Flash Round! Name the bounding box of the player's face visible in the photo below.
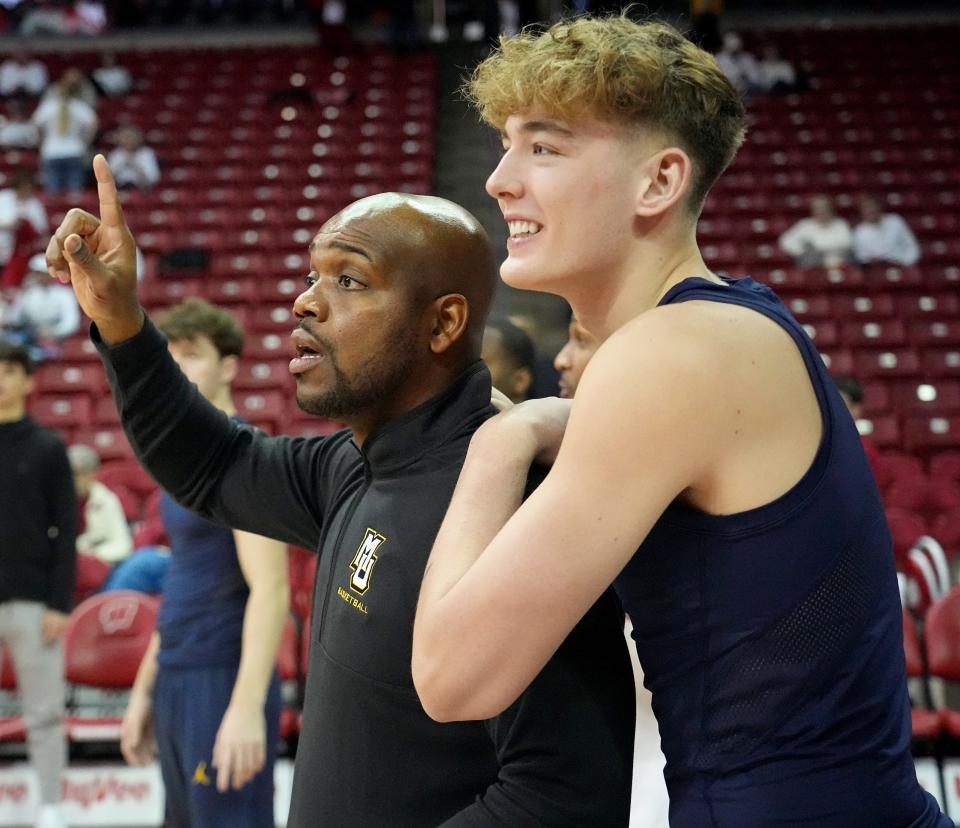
[290,221,420,421]
[0,360,33,410]
[486,112,643,294]
[554,318,599,398]
[167,336,233,404]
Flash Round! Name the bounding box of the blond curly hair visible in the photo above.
[465,14,746,209]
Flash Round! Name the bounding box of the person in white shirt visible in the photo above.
[91,52,133,98]
[0,170,48,286]
[0,98,40,149]
[107,125,159,190]
[715,32,761,96]
[32,70,98,194]
[0,48,48,99]
[852,195,921,267]
[4,254,80,360]
[758,44,799,94]
[779,194,853,267]
[68,444,134,565]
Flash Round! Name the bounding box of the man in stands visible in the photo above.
[481,317,536,402]
[553,313,600,400]
[0,340,75,828]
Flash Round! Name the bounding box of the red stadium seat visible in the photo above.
[0,642,25,743]
[34,363,106,395]
[902,610,941,739]
[921,348,960,379]
[924,588,960,739]
[64,592,159,741]
[839,320,906,348]
[886,508,928,560]
[854,348,921,379]
[234,359,291,391]
[905,417,960,453]
[892,382,960,416]
[856,415,900,448]
[73,427,135,462]
[73,553,112,606]
[235,390,286,432]
[930,453,960,483]
[830,293,896,319]
[29,394,92,429]
[910,321,960,347]
[97,460,157,500]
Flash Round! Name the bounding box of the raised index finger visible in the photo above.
[93,153,127,229]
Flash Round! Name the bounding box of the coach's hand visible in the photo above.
[212,700,266,792]
[46,154,143,344]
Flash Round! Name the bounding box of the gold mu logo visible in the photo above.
[349,528,386,595]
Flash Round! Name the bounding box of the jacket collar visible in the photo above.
[356,360,494,475]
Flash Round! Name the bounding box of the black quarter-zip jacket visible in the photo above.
[96,318,636,827]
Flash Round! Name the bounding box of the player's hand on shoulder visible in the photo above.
[476,396,573,466]
[46,154,143,344]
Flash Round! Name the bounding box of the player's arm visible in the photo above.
[121,631,160,766]
[413,313,720,722]
[212,531,289,792]
[45,156,328,549]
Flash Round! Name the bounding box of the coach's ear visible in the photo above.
[428,294,469,355]
[634,146,693,218]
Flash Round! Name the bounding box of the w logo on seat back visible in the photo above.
[349,528,386,595]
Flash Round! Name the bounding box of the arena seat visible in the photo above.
[97,459,157,501]
[902,610,941,740]
[64,591,159,741]
[924,588,960,739]
[0,643,25,742]
[931,453,960,482]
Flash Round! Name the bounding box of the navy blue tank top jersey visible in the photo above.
[616,277,948,828]
[156,418,249,669]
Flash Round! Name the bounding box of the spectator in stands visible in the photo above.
[779,194,853,267]
[715,32,761,96]
[107,125,159,191]
[0,340,75,828]
[757,44,801,94]
[853,194,921,267]
[0,170,48,288]
[834,374,885,482]
[0,47,48,100]
[4,254,80,361]
[0,99,40,149]
[32,70,98,195]
[481,317,535,403]
[120,299,288,828]
[91,51,133,98]
[68,444,134,566]
[554,314,600,399]
[506,309,562,397]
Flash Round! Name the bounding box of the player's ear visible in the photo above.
[219,354,239,385]
[429,294,469,355]
[634,147,692,218]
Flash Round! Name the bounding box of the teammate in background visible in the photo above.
[553,314,599,399]
[481,317,536,402]
[47,158,635,826]
[0,341,75,828]
[413,15,948,828]
[118,299,289,828]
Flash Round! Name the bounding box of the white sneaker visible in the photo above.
[34,803,67,828]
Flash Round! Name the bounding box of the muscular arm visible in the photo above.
[414,313,716,722]
[439,592,635,827]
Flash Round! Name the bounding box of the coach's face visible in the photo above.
[289,197,427,424]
